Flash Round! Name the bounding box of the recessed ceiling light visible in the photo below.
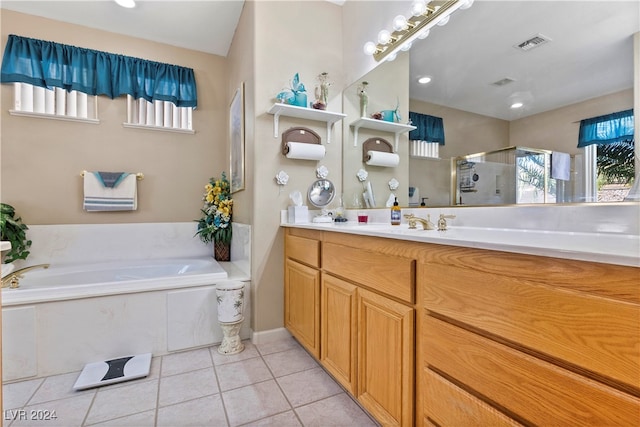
[114,0,136,8]
[511,102,524,109]
[418,76,432,84]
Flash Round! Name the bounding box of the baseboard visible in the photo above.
[251,327,291,345]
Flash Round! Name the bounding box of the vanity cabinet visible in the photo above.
[284,228,418,427]
[418,245,640,426]
[284,229,321,358]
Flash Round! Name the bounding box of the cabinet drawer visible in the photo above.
[423,263,640,392]
[424,316,640,426]
[323,242,415,303]
[286,234,320,268]
[424,369,522,427]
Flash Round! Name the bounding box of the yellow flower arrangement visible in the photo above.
[195,172,233,244]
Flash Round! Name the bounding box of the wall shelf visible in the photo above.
[350,117,416,150]
[267,103,346,144]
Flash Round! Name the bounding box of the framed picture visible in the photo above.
[229,83,245,193]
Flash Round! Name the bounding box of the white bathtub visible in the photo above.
[2,256,251,381]
[2,257,228,306]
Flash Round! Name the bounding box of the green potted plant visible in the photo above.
[195,172,233,261]
[1,203,32,263]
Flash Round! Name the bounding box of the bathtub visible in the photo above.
[1,256,251,381]
[2,257,228,306]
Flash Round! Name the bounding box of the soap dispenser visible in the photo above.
[391,197,401,225]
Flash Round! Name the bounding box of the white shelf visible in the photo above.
[350,117,416,150]
[1,241,11,252]
[267,103,346,144]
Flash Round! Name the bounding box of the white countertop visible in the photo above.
[282,221,640,267]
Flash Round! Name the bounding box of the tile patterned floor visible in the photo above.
[2,337,378,426]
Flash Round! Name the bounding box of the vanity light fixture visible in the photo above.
[364,0,473,62]
[114,0,136,8]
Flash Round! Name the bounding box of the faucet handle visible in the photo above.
[437,214,455,231]
[404,214,417,229]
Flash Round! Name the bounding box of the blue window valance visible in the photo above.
[409,111,445,145]
[577,109,633,148]
[1,34,197,108]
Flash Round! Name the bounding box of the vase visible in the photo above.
[214,240,231,261]
[291,92,307,107]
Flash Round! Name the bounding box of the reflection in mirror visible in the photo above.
[346,0,638,207]
[308,179,336,208]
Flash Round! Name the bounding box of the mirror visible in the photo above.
[343,0,637,208]
[308,179,336,208]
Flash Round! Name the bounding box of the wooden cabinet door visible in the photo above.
[321,274,358,394]
[357,287,414,427]
[284,259,320,358]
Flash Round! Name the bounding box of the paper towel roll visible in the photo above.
[366,151,400,167]
[286,142,326,160]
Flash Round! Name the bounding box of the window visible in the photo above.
[578,109,634,202]
[11,82,98,123]
[124,95,193,133]
[409,112,445,159]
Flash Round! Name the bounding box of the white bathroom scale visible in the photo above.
[73,353,152,390]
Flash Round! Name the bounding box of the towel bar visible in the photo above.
[80,171,144,180]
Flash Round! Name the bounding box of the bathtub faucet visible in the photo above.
[1,264,50,289]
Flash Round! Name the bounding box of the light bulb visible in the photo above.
[411,0,427,16]
[460,0,474,10]
[114,0,136,8]
[386,52,397,62]
[363,41,377,56]
[400,41,412,51]
[418,29,430,39]
[392,15,408,31]
[436,15,450,26]
[378,29,392,45]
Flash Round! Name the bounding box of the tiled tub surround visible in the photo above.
[282,203,639,266]
[3,337,378,427]
[2,222,251,382]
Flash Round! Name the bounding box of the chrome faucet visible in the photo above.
[437,214,456,231]
[2,264,50,289]
[404,214,435,230]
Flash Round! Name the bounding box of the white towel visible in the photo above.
[83,172,137,211]
[551,152,570,181]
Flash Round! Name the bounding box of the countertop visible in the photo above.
[281,221,640,267]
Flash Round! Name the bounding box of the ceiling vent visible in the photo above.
[514,34,552,51]
[491,77,516,87]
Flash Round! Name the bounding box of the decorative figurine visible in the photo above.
[313,72,330,110]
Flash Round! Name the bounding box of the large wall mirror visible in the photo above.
[343,0,638,208]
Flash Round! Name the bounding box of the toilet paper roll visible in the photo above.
[285,142,326,160]
[366,151,400,167]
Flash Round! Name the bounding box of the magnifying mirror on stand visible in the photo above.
[308,179,335,223]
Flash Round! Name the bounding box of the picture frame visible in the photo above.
[229,83,245,193]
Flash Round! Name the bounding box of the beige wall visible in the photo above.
[0,10,228,225]
[248,0,344,332]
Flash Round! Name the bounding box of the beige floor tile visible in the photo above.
[211,341,260,366]
[10,393,94,427]
[156,394,227,427]
[3,378,44,410]
[295,393,378,427]
[277,367,343,407]
[240,410,302,426]
[84,379,158,425]
[215,357,273,392]
[85,410,155,426]
[222,380,291,426]
[262,347,318,378]
[255,337,301,356]
[161,348,213,377]
[27,372,95,405]
[158,367,219,407]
